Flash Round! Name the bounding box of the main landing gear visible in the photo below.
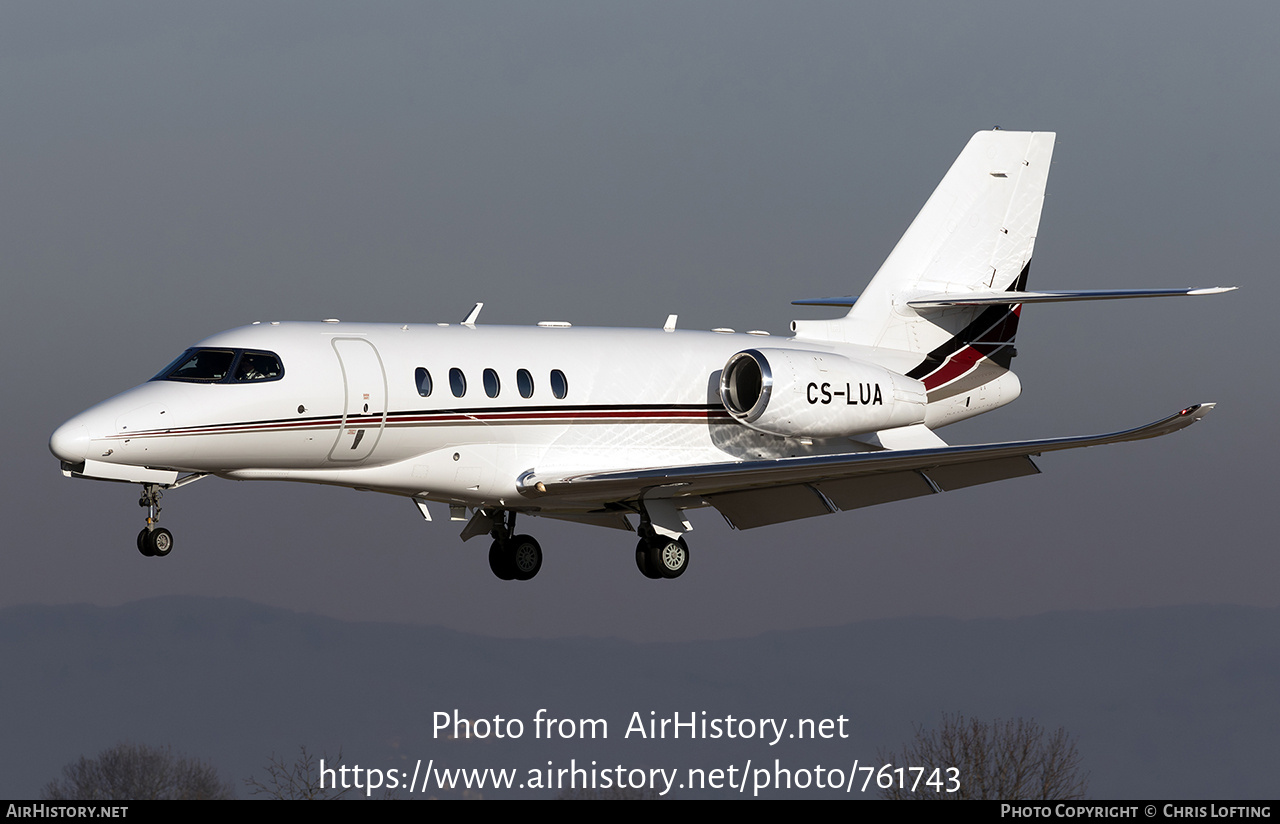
[635,533,690,579]
[487,511,543,581]
[479,509,690,581]
[136,484,173,558]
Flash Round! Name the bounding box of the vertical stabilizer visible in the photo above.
[794,130,1055,426]
[847,129,1054,348]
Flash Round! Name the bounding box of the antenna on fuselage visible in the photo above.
[462,303,483,326]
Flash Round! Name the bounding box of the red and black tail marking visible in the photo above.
[906,262,1030,391]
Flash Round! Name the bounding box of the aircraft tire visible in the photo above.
[510,534,542,581]
[137,529,154,557]
[489,539,516,580]
[145,528,174,558]
[636,539,662,579]
[655,536,689,579]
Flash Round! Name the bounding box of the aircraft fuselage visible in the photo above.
[52,320,930,511]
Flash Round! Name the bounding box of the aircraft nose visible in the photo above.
[50,420,90,464]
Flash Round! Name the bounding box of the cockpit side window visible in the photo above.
[152,348,284,384]
[234,351,284,382]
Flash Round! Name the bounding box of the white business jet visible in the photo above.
[50,130,1233,581]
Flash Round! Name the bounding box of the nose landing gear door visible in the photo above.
[328,338,387,462]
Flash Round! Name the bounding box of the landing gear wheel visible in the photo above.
[143,528,173,558]
[489,539,515,580]
[137,529,154,557]
[649,536,689,579]
[635,538,662,579]
[509,534,542,581]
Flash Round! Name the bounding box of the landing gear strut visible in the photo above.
[136,484,173,558]
[486,510,542,581]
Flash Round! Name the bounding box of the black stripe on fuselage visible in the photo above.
[114,403,729,438]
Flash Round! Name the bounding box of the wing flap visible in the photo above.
[924,455,1040,491]
[525,404,1213,505]
[814,471,938,510]
[710,457,1039,529]
[710,484,834,530]
[537,511,636,532]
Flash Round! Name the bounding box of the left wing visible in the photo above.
[521,404,1214,529]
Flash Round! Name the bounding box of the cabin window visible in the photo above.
[517,369,534,399]
[415,367,433,397]
[483,368,500,398]
[550,369,568,399]
[450,368,466,397]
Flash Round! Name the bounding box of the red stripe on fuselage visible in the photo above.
[111,407,731,439]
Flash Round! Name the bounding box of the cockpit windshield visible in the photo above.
[152,348,284,383]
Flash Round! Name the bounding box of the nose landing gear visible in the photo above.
[129,474,204,558]
[136,484,173,558]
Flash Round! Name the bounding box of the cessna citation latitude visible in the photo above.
[50,130,1234,581]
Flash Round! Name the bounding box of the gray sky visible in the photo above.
[4,1,1274,641]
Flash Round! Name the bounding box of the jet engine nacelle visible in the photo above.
[719,348,927,439]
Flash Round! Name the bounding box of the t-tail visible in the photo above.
[791,129,1233,429]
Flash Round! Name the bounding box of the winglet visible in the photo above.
[1178,402,1215,420]
[462,302,484,326]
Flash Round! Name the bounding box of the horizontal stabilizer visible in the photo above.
[792,296,859,308]
[908,286,1236,309]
